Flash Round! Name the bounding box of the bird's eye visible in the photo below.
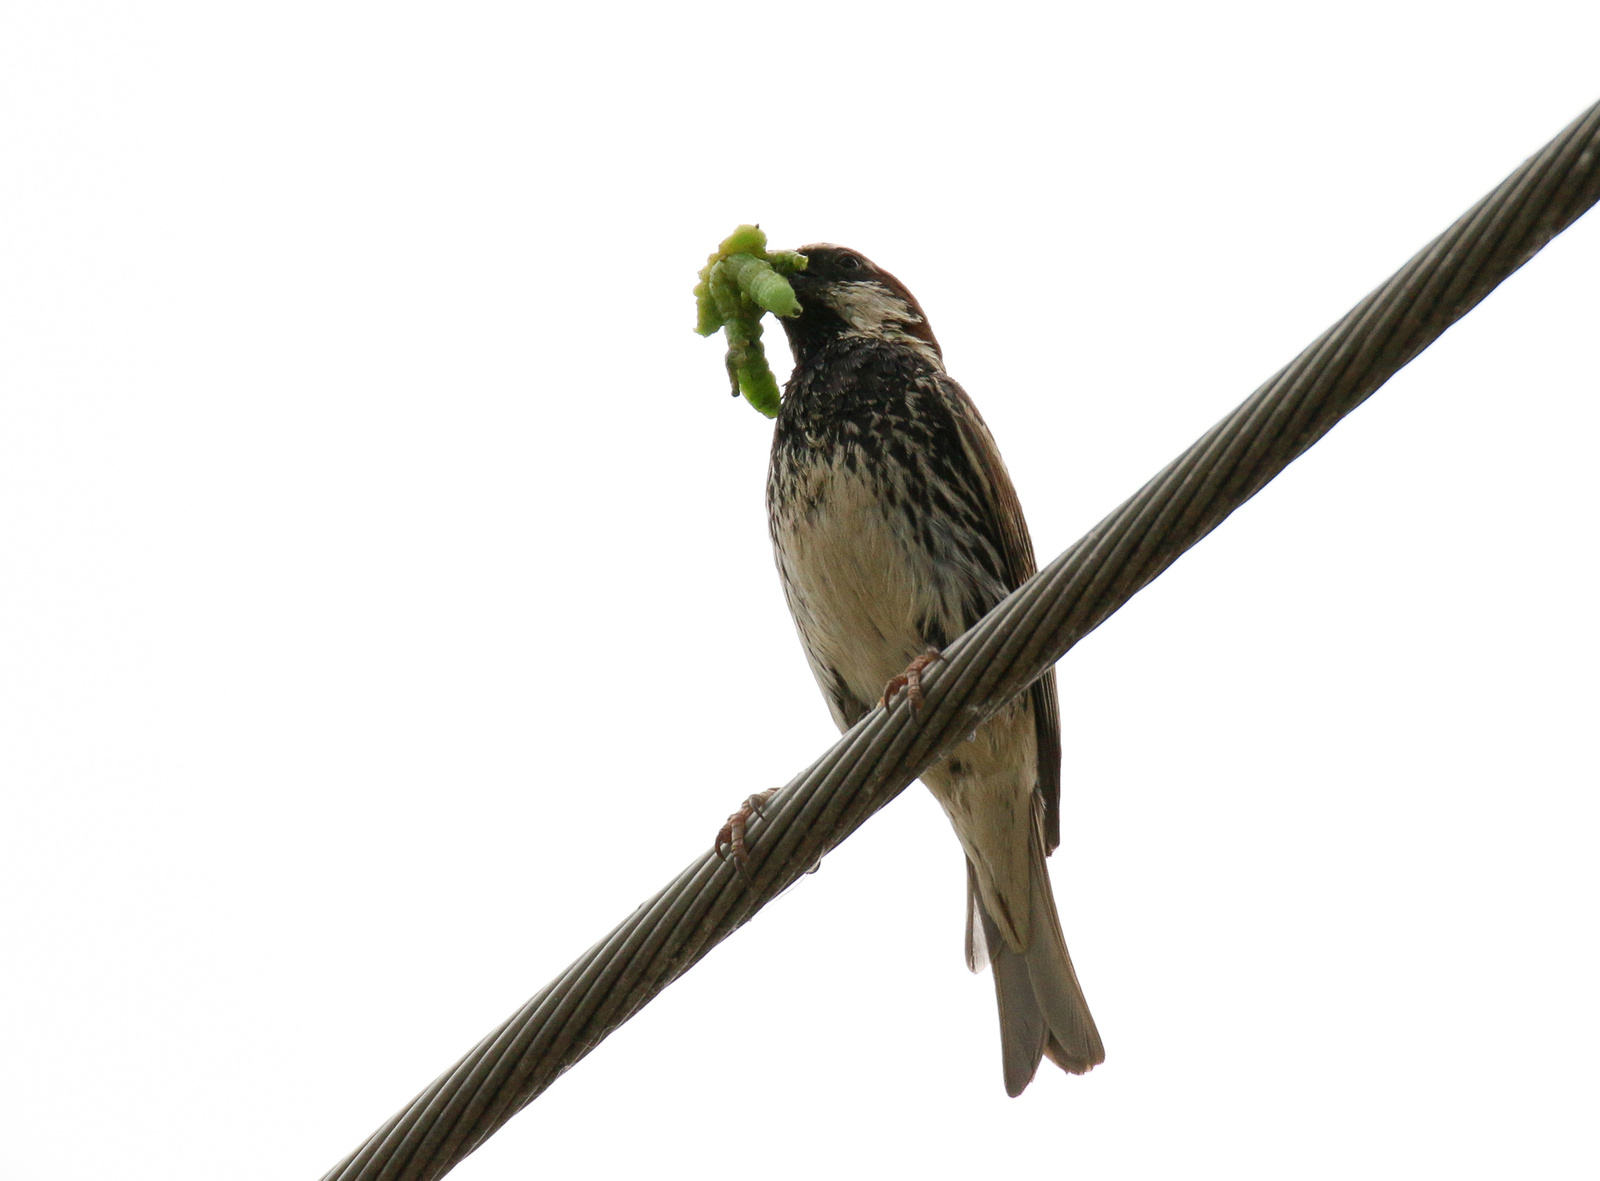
[839,255,861,271]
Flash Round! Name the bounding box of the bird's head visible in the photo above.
[781,244,942,366]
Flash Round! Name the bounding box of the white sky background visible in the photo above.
[2,3,1597,1178]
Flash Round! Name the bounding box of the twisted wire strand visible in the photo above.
[322,98,1600,1181]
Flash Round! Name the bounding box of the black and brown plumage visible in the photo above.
[765,244,1103,1095]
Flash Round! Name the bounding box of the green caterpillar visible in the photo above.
[694,225,807,418]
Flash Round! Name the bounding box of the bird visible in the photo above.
[763,243,1103,1095]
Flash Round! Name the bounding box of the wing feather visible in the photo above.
[939,375,1064,853]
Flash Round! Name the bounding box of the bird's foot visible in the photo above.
[881,647,944,712]
[715,788,779,883]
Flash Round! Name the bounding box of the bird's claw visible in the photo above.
[881,646,944,712]
[715,788,779,884]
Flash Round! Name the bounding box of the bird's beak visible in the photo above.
[785,268,815,310]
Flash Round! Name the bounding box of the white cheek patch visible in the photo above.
[828,281,921,334]
[826,281,942,365]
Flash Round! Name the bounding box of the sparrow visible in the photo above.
[766,244,1103,1095]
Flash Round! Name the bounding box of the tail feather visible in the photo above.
[971,820,1103,1094]
[981,904,1048,1095]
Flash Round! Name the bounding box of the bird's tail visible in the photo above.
[966,816,1103,1096]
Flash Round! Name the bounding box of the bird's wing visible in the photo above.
[940,374,1064,854]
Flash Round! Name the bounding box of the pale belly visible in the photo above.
[771,458,967,723]
[770,453,1041,945]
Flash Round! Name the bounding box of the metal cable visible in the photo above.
[322,99,1600,1181]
